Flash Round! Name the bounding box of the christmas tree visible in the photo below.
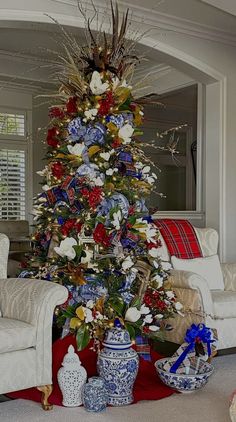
[24,3,182,350]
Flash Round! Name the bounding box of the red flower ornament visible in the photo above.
[51,162,65,179]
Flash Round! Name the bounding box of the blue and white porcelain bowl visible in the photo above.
[155,358,214,393]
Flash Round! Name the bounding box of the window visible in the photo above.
[141,85,198,212]
[0,110,29,220]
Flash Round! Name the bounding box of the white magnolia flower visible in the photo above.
[118,123,134,144]
[122,256,134,271]
[100,152,111,161]
[42,184,50,191]
[140,304,150,315]
[84,308,94,323]
[149,325,160,332]
[136,220,157,243]
[90,71,109,95]
[111,210,122,230]
[106,167,118,176]
[112,77,132,90]
[67,142,85,156]
[54,237,77,260]
[84,108,98,121]
[144,314,153,324]
[86,300,94,309]
[125,307,141,323]
[166,290,175,300]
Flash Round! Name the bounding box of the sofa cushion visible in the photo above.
[0,318,36,354]
[212,290,236,319]
[171,254,224,290]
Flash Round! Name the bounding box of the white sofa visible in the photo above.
[0,234,68,409]
[159,226,236,350]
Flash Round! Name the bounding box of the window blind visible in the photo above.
[0,112,25,137]
[0,149,26,220]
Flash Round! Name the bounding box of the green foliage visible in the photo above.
[76,324,91,351]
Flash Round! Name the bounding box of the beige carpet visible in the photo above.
[0,355,235,422]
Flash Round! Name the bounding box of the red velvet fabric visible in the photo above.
[7,335,175,405]
[155,218,202,259]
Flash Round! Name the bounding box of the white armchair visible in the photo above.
[0,232,68,408]
[160,226,236,350]
[0,277,68,409]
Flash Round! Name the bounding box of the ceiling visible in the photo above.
[201,1,236,17]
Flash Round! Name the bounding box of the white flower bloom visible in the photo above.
[144,314,153,324]
[155,314,164,319]
[37,167,48,177]
[149,325,160,332]
[162,261,172,271]
[122,256,134,271]
[142,166,151,174]
[125,307,141,323]
[42,184,50,191]
[84,308,94,323]
[84,108,98,121]
[140,304,150,315]
[118,123,134,144]
[67,142,85,156]
[54,237,77,260]
[106,167,118,176]
[90,71,109,95]
[111,210,122,230]
[166,290,175,300]
[86,300,94,309]
[100,152,111,161]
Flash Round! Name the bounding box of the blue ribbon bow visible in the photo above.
[170,323,215,373]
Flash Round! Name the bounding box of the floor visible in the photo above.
[0,354,235,422]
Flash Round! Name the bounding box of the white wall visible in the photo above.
[1,1,236,261]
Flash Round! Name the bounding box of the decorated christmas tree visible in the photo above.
[24,3,182,350]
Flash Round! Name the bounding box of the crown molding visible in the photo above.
[50,0,236,47]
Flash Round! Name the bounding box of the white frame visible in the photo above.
[0,107,32,221]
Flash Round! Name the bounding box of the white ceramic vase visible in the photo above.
[57,344,87,407]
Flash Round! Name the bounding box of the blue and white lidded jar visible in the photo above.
[97,320,139,406]
[57,345,87,407]
[82,376,108,412]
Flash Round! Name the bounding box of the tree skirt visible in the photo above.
[7,335,175,405]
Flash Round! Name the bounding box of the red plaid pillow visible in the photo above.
[155,219,203,259]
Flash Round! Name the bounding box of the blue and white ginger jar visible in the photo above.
[97,322,139,406]
[82,376,108,412]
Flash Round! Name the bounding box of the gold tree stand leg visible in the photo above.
[37,384,53,410]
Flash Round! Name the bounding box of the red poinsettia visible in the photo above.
[51,162,65,179]
[93,223,111,247]
[66,97,78,114]
[49,107,64,119]
[61,219,82,237]
[47,127,59,148]
[81,187,103,209]
[98,91,115,116]
[143,288,167,311]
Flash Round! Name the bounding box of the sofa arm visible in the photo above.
[221,263,236,291]
[170,269,214,316]
[0,278,68,385]
[0,278,68,325]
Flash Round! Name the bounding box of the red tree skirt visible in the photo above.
[8,335,175,405]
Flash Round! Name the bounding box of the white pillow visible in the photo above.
[171,254,224,290]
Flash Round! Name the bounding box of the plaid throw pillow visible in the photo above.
[155,219,203,259]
